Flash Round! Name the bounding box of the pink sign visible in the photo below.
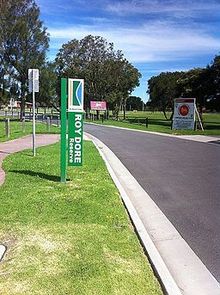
[90,101,107,111]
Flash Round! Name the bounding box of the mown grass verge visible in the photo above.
[0,141,163,295]
[87,111,220,135]
[0,119,59,142]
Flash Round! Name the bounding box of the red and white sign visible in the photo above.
[172,98,196,130]
[90,101,107,111]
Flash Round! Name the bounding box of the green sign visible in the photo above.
[68,111,83,166]
[60,78,84,182]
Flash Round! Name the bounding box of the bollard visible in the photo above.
[101,114,104,123]
[145,117,148,128]
[5,118,10,138]
[47,116,51,132]
[22,117,25,132]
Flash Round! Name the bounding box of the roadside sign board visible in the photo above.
[28,69,39,80]
[30,80,39,93]
[68,112,83,166]
[90,101,107,111]
[67,78,84,167]
[60,78,84,180]
[172,98,196,130]
[28,68,39,157]
[68,79,84,111]
[28,69,39,93]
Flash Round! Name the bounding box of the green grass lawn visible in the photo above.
[0,120,59,142]
[0,141,163,295]
[119,111,173,120]
[87,111,220,135]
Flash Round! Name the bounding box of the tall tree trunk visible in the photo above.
[20,97,26,121]
[114,103,119,120]
[51,103,60,113]
[123,98,127,120]
[163,109,168,120]
[118,100,123,121]
[169,110,174,121]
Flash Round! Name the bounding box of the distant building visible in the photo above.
[8,100,32,109]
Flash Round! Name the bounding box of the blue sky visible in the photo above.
[36,0,220,102]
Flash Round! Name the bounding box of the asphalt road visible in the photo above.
[85,123,220,282]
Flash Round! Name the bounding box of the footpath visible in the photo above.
[0,134,60,185]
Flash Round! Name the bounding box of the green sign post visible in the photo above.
[60,78,67,183]
[60,78,84,182]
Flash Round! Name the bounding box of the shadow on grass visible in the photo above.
[98,118,173,127]
[204,124,220,130]
[10,170,60,182]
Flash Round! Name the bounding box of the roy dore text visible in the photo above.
[69,114,82,164]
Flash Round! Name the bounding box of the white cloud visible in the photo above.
[106,0,220,17]
[36,0,220,101]
[49,20,220,63]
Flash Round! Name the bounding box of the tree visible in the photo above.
[147,53,220,116]
[147,72,184,119]
[177,61,220,113]
[55,35,141,117]
[207,55,220,111]
[37,62,58,109]
[126,96,144,111]
[0,0,49,119]
[177,68,207,110]
[55,36,119,104]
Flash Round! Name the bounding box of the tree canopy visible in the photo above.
[55,35,141,116]
[0,0,49,117]
[1,0,219,117]
[147,54,220,117]
[126,96,144,111]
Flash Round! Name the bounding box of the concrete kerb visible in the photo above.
[86,132,182,295]
[85,131,220,295]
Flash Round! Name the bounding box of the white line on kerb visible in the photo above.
[0,245,6,261]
